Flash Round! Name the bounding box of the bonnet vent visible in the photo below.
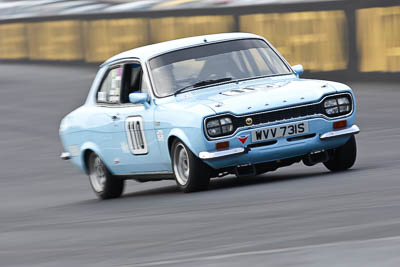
[220,88,255,96]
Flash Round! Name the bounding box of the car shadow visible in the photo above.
[122,184,180,199]
[207,171,327,192]
[73,168,362,204]
[123,168,362,198]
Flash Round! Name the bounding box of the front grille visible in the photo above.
[231,103,323,128]
[204,93,353,140]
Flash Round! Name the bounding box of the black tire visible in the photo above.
[171,139,210,193]
[323,135,357,172]
[87,153,124,199]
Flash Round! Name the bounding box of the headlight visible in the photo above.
[206,116,234,137]
[323,95,352,117]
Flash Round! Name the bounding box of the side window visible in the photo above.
[121,63,148,103]
[97,66,123,104]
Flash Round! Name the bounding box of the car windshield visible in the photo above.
[149,39,292,97]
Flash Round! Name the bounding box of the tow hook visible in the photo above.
[303,150,329,166]
[235,164,256,177]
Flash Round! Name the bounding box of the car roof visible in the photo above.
[102,32,263,66]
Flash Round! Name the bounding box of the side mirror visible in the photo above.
[129,92,149,104]
[292,64,304,78]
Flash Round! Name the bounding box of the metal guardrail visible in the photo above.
[0,0,399,79]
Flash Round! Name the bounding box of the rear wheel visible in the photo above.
[323,135,357,172]
[88,153,124,199]
[171,140,210,193]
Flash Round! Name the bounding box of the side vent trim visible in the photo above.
[125,116,148,155]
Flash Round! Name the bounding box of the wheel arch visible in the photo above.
[80,142,110,175]
[82,149,94,175]
[167,128,198,158]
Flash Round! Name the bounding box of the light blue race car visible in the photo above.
[59,33,360,199]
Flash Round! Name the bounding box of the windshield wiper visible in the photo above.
[174,77,233,96]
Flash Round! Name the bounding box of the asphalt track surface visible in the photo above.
[1,62,400,267]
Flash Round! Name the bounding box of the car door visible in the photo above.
[94,61,165,175]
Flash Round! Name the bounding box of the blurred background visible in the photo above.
[1,1,400,266]
[0,0,399,75]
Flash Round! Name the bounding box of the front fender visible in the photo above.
[167,127,207,157]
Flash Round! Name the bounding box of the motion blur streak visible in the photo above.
[154,0,199,9]
[27,20,83,60]
[357,6,400,72]
[149,15,234,44]
[240,11,347,72]
[1,4,400,74]
[0,23,27,59]
[83,18,149,62]
[81,16,234,63]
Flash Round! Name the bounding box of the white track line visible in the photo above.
[123,235,400,267]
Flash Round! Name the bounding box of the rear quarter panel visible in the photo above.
[60,106,113,173]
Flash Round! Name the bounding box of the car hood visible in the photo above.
[188,78,338,115]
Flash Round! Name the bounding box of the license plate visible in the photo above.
[251,122,309,142]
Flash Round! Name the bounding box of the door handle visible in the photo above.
[107,113,120,121]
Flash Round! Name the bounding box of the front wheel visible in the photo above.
[323,135,357,172]
[88,153,124,199]
[171,140,210,193]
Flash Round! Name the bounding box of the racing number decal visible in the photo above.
[125,117,148,155]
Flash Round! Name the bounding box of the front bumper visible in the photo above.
[199,147,246,160]
[60,152,71,160]
[320,125,360,140]
[199,124,360,161]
